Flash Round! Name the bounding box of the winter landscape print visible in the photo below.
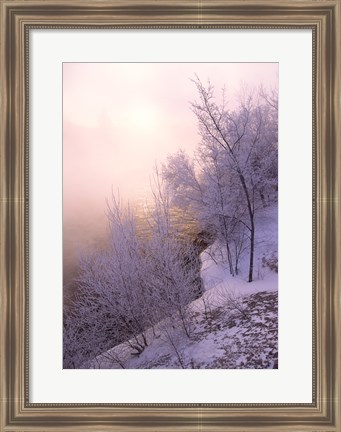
[63,63,278,369]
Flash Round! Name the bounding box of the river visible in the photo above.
[63,204,204,307]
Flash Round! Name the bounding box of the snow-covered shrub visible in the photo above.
[64,186,203,368]
[261,252,278,273]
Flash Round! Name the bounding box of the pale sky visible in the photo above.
[63,63,278,287]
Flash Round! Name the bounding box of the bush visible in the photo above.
[261,252,278,273]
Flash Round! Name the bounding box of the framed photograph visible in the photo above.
[1,1,340,431]
[62,61,279,372]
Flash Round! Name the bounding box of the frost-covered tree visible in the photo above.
[163,77,278,282]
[191,78,278,282]
[144,169,203,336]
[64,177,202,367]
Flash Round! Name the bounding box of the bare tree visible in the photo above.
[64,173,202,367]
[190,77,277,282]
[162,80,277,282]
[145,169,202,337]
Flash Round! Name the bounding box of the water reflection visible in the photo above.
[63,201,199,305]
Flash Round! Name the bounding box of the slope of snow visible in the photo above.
[85,205,278,369]
[85,288,277,369]
[201,204,278,296]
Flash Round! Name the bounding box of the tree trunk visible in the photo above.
[222,217,234,276]
[238,173,254,282]
[248,217,255,283]
[215,166,234,276]
[260,191,266,208]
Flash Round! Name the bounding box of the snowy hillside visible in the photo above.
[84,205,278,369]
[201,204,278,295]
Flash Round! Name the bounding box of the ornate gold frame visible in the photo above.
[1,1,340,430]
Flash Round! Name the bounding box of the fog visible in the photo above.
[63,63,278,296]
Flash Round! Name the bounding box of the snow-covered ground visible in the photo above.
[85,205,278,369]
[201,204,278,296]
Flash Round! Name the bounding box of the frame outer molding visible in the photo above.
[0,1,340,431]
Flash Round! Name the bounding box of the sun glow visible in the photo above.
[126,103,159,132]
